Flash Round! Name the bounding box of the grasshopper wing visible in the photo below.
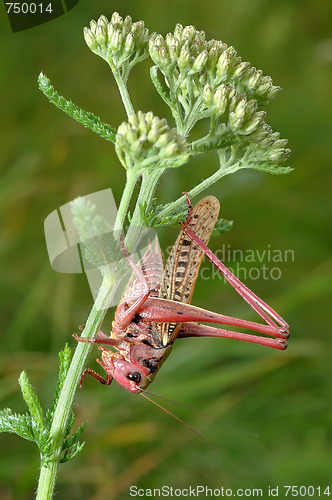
[159,196,220,346]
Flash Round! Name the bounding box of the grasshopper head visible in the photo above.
[113,360,150,393]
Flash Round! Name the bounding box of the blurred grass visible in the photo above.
[0,0,331,498]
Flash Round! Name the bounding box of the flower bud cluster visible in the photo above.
[149,23,281,128]
[203,84,266,135]
[84,12,149,69]
[204,43,280,105]
[248,126,291,163]
[115,112,188,169]
[149,24,208,77]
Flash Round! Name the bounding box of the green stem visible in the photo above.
[111,66,135,117]
[113,169,140,239]
[156,160,241,221]
[36,167,164,499]
[35,275,113,500]
[125,168,165,251]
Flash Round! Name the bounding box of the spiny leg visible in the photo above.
[178,322,287,350]
[115,235,155,329]
[184,228,289,333]
[72,333,121,347]
[182,191,193,222]
[180,195,289,335]
[78,366,113,388]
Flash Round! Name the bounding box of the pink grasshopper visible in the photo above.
[74,196,289,393]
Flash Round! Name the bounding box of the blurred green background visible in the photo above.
[0,0,331,498]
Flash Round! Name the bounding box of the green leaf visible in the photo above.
[61,420,86,463]
[190,135,240,155]
[142,201,187,227]
[38,73,117,143]
[47,345,72,421]
[0,409,35,441]
[19,371,45,431]
[150,65,172,107]
[62,421,86,451]
[60,440,85,463]
[244,161,293,175]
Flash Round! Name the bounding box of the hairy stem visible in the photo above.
[111,65,135,116]
[113,169,140,240]
[125,168,165,251]
[156,160,241,221]
[35,275,113,500]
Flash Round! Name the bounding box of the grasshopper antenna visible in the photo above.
[140,391,250,482]
[142,390,258,438]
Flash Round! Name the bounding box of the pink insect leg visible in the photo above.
[114,236,152,329]
[180,193,289,336]
[137,297,288,339]
[78,363,114,388]
[178,322,287,350]
[182,224,289,334]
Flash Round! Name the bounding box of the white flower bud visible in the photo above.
[89,19,97,33]
[174,24,183,39]
[270,85,281,98]
[216,51,231,80]
[241,111,266,134]
[256,82,272,97]
[232,61,250,78]
[178,48,191,72]
[111,12,123,28]
[227,88,237,112]
[182,25,196,44]
[243,99,257,120]
[98,15,108,30]
[229,111,244,131]
[124,33,135,56]
[83,28,98,52]
[195,30,206,45]
[107,22,115,40]
[169,44,179,62]
[247,69,262,88]
[202,84,213,106]
[165,33,174,49]
[110,29,122,53]
[156,133,169,147]
[154,34,165,48]
[192,51,208,72]
[213,85,228,116]
[164,143,178,157]
[123,15,132,28]
[95,23,107,47]
[234,97,247,120]
[206,47,220,72]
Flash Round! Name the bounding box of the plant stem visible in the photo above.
[111,66,135,116]
[125,168,165,250]
[156,160,241,221]
[35,163,163,500]
[113,169,139,240]
[35,275,113,500]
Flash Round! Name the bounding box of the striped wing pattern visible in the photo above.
[123,239,163,300]
[159,196,220,346]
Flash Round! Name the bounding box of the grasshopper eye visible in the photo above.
[127,372,141,383]
[113,361,146,392]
